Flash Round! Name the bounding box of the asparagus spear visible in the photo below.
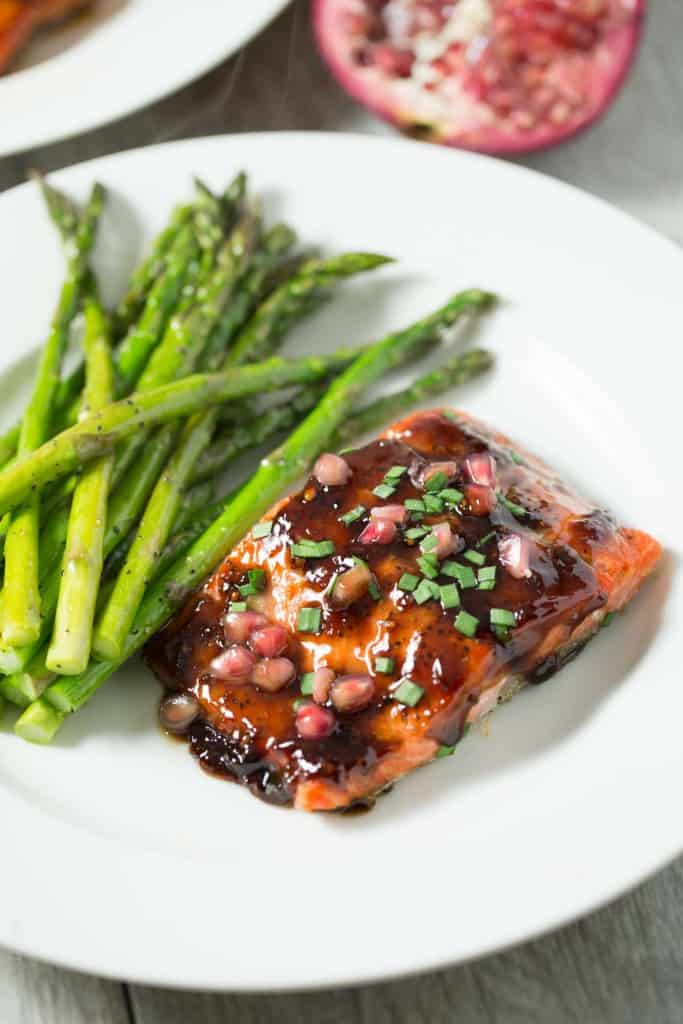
[93,251,389,658]
[1,182,105,647]
[46,299,115,675]
[228,252,393,366]
[331,348,494,446]
[111,203,193,339]
[19,289,494,733]
[5,483,223,706]
[110,223,200,399]
[190,386,324,484]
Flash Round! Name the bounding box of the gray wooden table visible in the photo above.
[1,2,682,1021]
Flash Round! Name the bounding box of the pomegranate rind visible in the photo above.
[313,0,646,155]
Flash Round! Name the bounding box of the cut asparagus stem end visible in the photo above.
[0,643,28,676]
[14,698,65,744]
[0,676,31,708]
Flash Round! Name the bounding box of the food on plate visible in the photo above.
[0,170,660,818]
[0,171,496,748]
[313,0,646,154]
[0,0,91,74]
[146,407,660,810]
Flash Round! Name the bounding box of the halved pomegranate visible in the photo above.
[313,0,646,154]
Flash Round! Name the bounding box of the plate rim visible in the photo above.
[0,130,680,991]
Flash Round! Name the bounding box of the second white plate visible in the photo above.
[0,0,289,157]
[0,132,679,991]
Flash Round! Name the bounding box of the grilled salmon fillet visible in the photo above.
[146,408,661,811]
[0,0,89,74]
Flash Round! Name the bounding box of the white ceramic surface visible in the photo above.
[0,0,289,157]
[0,132,678,991]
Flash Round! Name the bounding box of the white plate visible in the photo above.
[0,0,289,157]
[0,132,679,991]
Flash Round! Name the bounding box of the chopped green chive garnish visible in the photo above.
[292,698,308,711]
[603,612,615,627]
[464,549,485,566]
[424,471,448,492]
[442,561,477,588]
[229,601,247,612]
[417,555,439,579]
[454,610,479,637]
[490,608,516,627]
[477,566,496,590]
[443,410,459,423]
[405,499,426,513]
[493,624,512,643]
[509,450,525,465]
[476,530,496,548]
[498,493,527,518]
[238,582,259,597]
[436,744,457,758]
[291,540,336,559]
[439,487,464,507]
[398,573,420,593]
[252,521,272,539]
[373,482,396,500]
[405,526,429,541]
[339,505,366,525]
[385,465,408,480]
[439,583,461,609]
[297,607,322,633]
[419,532,438,554]
[248,569,266,590]
[424,494,444,514]
[393,679,425,707]
[414,579,440,605]
[300,673,315,696]
[374,656,395,674]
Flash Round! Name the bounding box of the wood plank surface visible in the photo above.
[1,1,682,1020]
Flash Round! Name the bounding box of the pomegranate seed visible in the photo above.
[330,675,375,714]
[224,610,267,645]
[463,484,497,517]
[328,563,372,609]
[422,460,458,488]
[211,644,257,682]
[249,624,289,658]
[295,703,336,740]
[358,518,397,545]
[370,503,407,524]
[252,657,296,693]
[464,453,496,487]
[313,452,352,487]
[159,692,200,734]
[498,533,532,579]
[432,522,457,560]
[312,667,336,704]
[372,43,414,77]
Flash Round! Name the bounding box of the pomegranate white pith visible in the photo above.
[313,0,645,154]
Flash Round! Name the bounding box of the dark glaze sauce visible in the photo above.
[146,410,610,808]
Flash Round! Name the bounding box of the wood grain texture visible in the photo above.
[0,951,130,1024]
[1,1,682,1021]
